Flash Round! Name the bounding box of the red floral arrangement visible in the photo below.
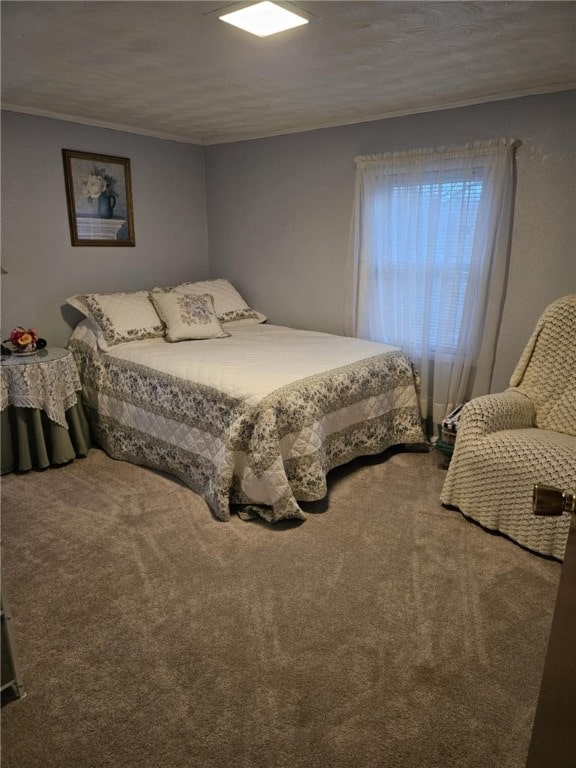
[9,326,40,351]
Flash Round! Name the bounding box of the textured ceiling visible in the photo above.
[1,1,575,145]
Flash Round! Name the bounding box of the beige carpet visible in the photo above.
[0,447,560,768]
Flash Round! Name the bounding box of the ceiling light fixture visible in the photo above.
[219,1,309,37]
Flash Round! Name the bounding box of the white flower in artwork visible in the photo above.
[83,174,107,199]
[80,167,116,205]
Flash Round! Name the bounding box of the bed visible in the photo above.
[67,279,427,523]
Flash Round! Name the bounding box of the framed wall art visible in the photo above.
[62,149,135,246]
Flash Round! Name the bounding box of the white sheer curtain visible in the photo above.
[346,139,518,433]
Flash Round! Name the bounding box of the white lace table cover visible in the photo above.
[0,348,82,428]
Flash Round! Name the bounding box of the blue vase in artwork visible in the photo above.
[98,194,116,219]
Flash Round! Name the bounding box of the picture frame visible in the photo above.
[62,149,135,246]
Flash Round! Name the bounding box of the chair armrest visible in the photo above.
[457,390,535,439]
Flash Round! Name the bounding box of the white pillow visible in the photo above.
[149,291,230,342]
[67,291,164,350]
[156,279,266,325]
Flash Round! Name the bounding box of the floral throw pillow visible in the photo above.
[150,291,230,342]
[67,291,164,350]
[154,278,267,326]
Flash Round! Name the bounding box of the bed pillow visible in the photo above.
[67,291,164,350]
[156,279,266,325]
[150,291,230,342]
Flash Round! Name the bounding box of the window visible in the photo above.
[349,140,517,427]
[372,171,484,356]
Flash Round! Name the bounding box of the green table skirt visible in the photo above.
[1,401,91,475]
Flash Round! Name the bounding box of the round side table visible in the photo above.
[1,347,91,473]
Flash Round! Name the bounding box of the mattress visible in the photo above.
[69,320,427,522]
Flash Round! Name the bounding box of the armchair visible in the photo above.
[440,294,576,560]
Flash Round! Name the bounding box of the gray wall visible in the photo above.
[205,91,576,393]
[1,112,209,347]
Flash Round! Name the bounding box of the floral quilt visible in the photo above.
[69,323,427,523]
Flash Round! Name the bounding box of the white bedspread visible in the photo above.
[93,323,403,402]
[70,321,427,522]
